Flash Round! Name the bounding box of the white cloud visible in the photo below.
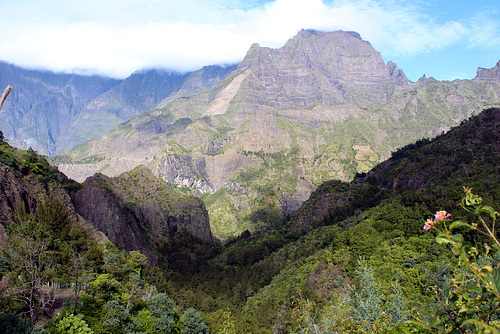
[467,11,500,49]
[0,0,498,78]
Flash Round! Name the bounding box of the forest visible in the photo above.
[0,108,499,333]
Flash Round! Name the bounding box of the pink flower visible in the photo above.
[434,210,451,222]
[423,219,435,231]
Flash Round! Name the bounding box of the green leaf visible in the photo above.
[492,267,500,292]
[478,206,498,219]
[451,234,464,244]
[449,220,472,231]
[391,325,412,334]
[435,235,451,245]
[432,317,443,326]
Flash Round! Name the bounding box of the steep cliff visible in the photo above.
[0,139,214,265]
[236,30,410,110]
[74,165,214,264]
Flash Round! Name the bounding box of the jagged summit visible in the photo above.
[237,29,410,110]
[476,59,500,81]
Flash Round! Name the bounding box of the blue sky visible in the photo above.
[0,0,498,81]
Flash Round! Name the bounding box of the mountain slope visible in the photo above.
[164,107,500,333]
[0,61,121,154]
[0,61,237,155]
[290,107,500,230]
[0,135,214,266]
[74,165,214,265]
[54,30,500,238]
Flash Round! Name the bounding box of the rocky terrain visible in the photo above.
[51,30,500,238]
[0,139,214,265]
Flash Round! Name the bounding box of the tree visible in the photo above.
[0,312,44,334]
[36,197,71,244]
[103,300,132,332]
[55,314,93,334]
[3,216,57,323]
[67,226,93,315]
[69,252,88,315]
[181,308,209,334]
[87,274,121,301]
[351,257,383,327]
[147,293,179,333]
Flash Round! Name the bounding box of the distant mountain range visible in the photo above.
[2,29,499,238]
[0,61,236,155]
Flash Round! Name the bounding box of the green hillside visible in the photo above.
[164,108,500,333]
[1,108,499,333]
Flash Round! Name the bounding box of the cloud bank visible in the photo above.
[0,0,498,79]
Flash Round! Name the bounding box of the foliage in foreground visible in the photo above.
[392,188,500,334]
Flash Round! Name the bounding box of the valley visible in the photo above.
[49,30,500,238]
[0,28,499,334]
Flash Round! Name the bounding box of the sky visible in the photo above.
[0,0,499,82]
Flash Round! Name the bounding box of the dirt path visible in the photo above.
[37,288,75,326]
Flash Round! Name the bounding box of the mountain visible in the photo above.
[53,30,500,239]
[0,61,121,155]
[0,138,214,266]
[0,61,237,155]
[73,165,214,265]
[52,30,500,239]
[165,107,500,333]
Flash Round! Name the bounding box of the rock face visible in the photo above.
[0,141,214,265]
[237,30,409,110]
[476,61,500,81]
[74,166,214,264]
[158,154,215,194]
[54,30,500,238]
[0,164,37,233]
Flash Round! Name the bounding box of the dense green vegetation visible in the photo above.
[0,108,499,333]
[0,189,209,333]
[164,108,500,333]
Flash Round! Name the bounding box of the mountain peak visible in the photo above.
[236,29,410,109]
[475,60,500,81]
[295,29,362,40]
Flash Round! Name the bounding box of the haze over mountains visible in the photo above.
[1,29,499,238]
[0,61,237,155]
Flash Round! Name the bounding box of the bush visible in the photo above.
[0,312,44,334]
[181,308,208,334]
